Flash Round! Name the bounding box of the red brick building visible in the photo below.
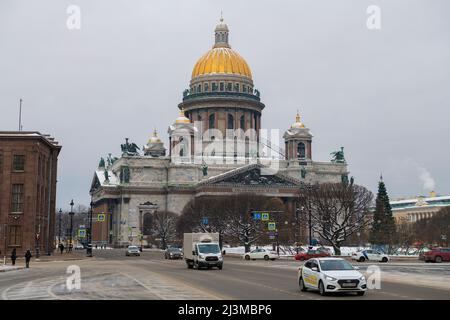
[0,132,61,256]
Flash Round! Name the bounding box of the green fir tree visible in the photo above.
[369,176,396,247]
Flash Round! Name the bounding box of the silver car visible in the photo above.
[126,245,141,256]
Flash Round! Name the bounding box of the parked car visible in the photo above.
[419,247,450,263]
[295,248,331,261]
[125,245,141,256]
[243,248,278,261]
[74,244,85,250]
[165,247,183,259]
[352,249,389,262]
[298,258,367,296]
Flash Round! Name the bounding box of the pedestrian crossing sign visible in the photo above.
[268,222,276,231]
[261,212,270,221]
[98,213,106,222]
[78,229,86,238]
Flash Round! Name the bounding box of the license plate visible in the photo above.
[342,283,356,288]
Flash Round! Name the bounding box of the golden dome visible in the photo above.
[191,17,252,79]
[192,47,252,79]
[148,128,162,144]
[175,109,190,124]
[291,111,306,129]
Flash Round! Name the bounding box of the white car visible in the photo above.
[352,249,389,262]
[298,258,367,296]
[125,245,141,256]
[243,248,278,261]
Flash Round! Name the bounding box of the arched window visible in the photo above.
[143,213,153,235]
[209,114,215,129]
[297,142,306,159]
[228,114,234,130]
[240,115,245,130]
[197,84,201,93]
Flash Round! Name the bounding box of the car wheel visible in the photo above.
[357,291,365,296]
[270,258,276,261]
[187,262,193,269]
[435,256,443,263]
[245,255,250,260]
[299,277,307,292]
[319,281,327,296]
[381,257,388,263]
[194,261,200,269]
[358,257,365,262]
[264,255,269,261]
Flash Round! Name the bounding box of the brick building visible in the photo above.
[0,131,61,256]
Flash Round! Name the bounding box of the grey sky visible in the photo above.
[1,0,449,210]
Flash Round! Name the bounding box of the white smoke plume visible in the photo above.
[418,167,436,192]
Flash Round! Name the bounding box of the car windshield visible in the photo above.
[128,246,138,250]
[319,260,354,271]
[198,244,220,254]
[168,248,181,252]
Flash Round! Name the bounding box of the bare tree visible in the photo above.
[152,211,178,250]
[178,194,287,252]
[302,182,373,255]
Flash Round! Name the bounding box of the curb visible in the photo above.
[0,266,25,273]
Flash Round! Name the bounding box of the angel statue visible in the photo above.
[121,138,140,156]
[330,147,346,163]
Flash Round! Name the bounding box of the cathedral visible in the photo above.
[90,18,348,247]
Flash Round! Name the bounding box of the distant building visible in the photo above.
[0,131,61,256]
[391,192,450,224]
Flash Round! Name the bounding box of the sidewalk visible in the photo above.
[2,251,88,264]
[0,265,25,273]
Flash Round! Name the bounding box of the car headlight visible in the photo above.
[359,275,366,281]
[325,276,337,281]
[199,255,205,259]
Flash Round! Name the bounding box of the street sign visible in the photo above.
[79,225,85,229]
[252,212,262,220]
[78,229,86,238]
[202,217,208,225]
[98,214,106,222]
[261,212,270,221]
[268,222,276,231]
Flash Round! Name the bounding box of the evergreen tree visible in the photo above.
[369,176,396,249]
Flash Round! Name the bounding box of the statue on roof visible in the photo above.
[331,147,346,163]
[98,157,105,168]
[104,169,109,182]
[121,138,140,156]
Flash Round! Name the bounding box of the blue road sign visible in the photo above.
[202,217,209,225]
[253,212,262,220]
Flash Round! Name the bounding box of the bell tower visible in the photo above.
[283,111,313,161]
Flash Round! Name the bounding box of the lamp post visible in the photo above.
[58,208,62,245]
[86,200,93,257]
[69,199,74,252]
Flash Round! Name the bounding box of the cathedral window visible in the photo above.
[197,84,201,93]
[242,85,247,93]
[204,83,209,92]
[240,115,245,130]
[212,82,218,91]
[234,83,240,92]
[227,83,232,91]
[297,142,306,159]
[228,114,234,130]
[209,113,215,129]
[220,82,224,91]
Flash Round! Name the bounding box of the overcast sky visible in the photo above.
[1,0,449,210]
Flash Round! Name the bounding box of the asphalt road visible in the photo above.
[1,249,449,300]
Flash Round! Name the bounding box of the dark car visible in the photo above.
[165,247,183,260]
[419,247,450,263]
[295,248,331,261]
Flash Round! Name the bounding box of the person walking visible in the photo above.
[11,248,17,266]
[24,249,32,268]
[59,243,65,254]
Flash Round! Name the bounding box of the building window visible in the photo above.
[297,142,306,159]
[240,115,245,130]
[228,114,234,130]
[13,155,25,171]
[8,226,22,246]
[234,83,239,92]
[242,85,247,93]
[220,82,224,91]
[11,184,24,213]
[227,83,232,91]
[204,83,209,92]
[212,82,218,92]
[0,152,3,171]
[209,114,215,129]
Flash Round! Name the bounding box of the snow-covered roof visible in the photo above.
[95,169,119,186]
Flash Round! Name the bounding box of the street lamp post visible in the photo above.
[69,200,74,252]
[58,208,62,245]
[87,200,94,257]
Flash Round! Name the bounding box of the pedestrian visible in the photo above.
[25,249,32,268]
[11,248,17,266]
[59,243,65,254]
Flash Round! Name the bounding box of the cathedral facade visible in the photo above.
[90,19,348,247]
